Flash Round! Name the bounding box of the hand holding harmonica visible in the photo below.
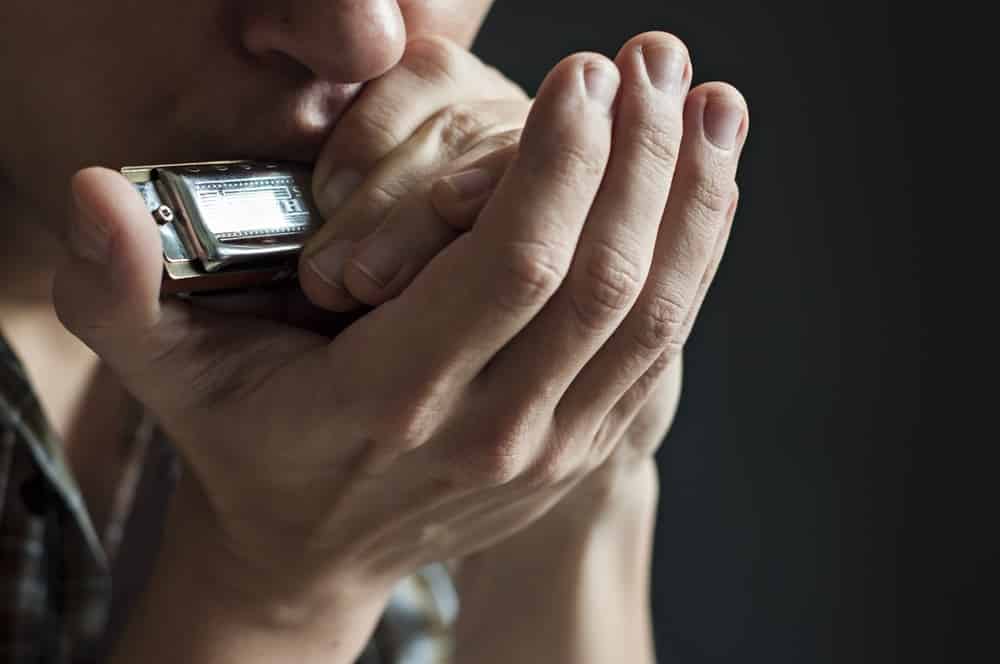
[55,33,746,664]
[123,37,529,297]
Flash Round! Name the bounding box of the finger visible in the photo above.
[313,35,526,218]
[601,190,738,449]
[475,32,692,420]
[54,167,170,379]
[343,51,619,389]
[429,139,519,232]
[558,82,749,436]
[341,143,516,306]
[300,101,528,312]
[303,35,526,313]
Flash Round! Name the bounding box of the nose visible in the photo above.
[243,1,407,83]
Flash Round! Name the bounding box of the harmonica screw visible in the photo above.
[153,205,176,225]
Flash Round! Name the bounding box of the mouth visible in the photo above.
[121,80,367,177]
[248,80,365,166]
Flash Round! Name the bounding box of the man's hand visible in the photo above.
[55,31,746,664]
[299,35,530,311]
[304,34,747,523]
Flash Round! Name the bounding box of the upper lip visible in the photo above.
[263,81,365,165]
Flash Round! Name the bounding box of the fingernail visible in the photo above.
[583,62,620,111]
[306,239,354,292]
[69,192,111,263]
[317,170,362,215]
[439,168,495,202]
[352,227,406,289]
[703,95,745,151]
[641,44,689,96]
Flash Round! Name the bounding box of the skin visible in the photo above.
[0,2,748,663]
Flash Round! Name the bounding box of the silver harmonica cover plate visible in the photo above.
[122,160,321,280]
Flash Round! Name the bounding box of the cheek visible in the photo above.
[399,0,493,46]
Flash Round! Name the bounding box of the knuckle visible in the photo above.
[690,174,733,218]
[402,35,465,86]
[375,381,451,451]
[427,103,492,158]
[337,107,406,168]
[522,442,580,490]
[467,127,522,157]
[544,138,609,186]
[522,114,609,188]
[521,456,568,489]
[633,290,689,356]
[632,114,682,174]
[570,242,644,332]
[375,404,436,451]
[495,240,570,312]
[455,427,528,488]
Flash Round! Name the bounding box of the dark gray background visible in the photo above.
[473,2,920,662]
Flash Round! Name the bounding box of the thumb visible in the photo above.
[54,167,177,388]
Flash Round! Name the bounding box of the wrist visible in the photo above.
[457,459,659,586]
[113,474,394,664]
[533,456,661,537]
[453,461,659,664]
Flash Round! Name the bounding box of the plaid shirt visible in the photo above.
[0,335,455,663]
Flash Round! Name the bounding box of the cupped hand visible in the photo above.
[298,35,530,311]
[305,33,748,516]
[53,31,746,656]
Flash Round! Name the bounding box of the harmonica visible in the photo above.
[122,160,322,294]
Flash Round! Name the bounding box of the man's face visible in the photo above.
[0,0,495,230]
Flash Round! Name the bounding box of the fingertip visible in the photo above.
[56,167,166,348]
[342,257,401,307]
[687,82,750,137]
[71,167,162,267]
[429,176,490,232]
[298,255,365,313]
[616,31,690,62]
[71,166,151,224]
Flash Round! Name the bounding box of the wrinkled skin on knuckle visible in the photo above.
[689,172,734,221]
[468,128,522,157]
[520,434,584,491]
[494,240,570,312]
[569,241,645,332]
[533,137,609,191]
[370,402,438,453]
[424,103,495,161]
[634,289,689,357]
[520,100,610,188]
[452,429,527,489]
[629,111,683,180]
[452,403,557,489]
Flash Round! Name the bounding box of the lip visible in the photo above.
[272,81,366,165]
[316,81,366,133]
[216,79,365,168]
[125,81,367,172]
